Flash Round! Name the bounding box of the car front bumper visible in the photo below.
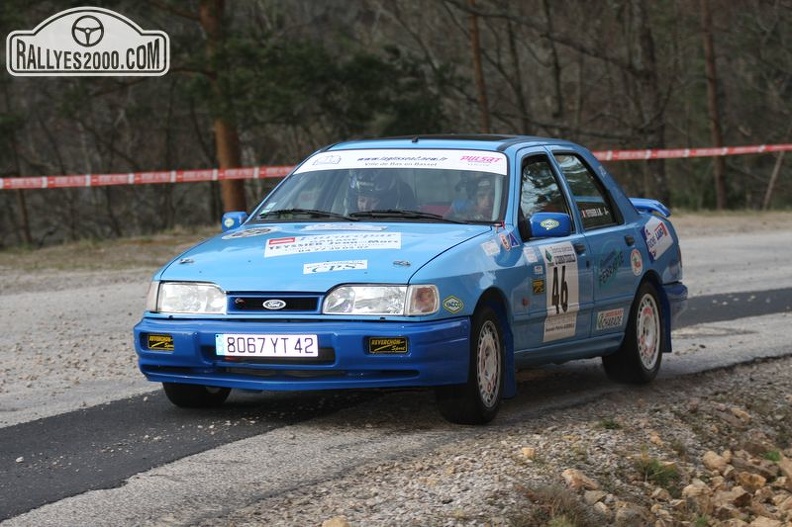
[134,317,471,391]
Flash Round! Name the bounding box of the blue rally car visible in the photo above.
[134,135,687,425]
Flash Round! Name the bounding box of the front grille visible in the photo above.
[213,346,336,365]
[230,295,320,313]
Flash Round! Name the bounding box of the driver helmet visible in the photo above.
[350,169,399,198]
[350,169,401,211]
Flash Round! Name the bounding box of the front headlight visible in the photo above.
[147,281,227,314]
[323,285,439,316]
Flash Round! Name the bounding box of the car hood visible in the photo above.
[156,222,491,292]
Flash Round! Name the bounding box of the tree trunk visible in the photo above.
[505,15,531,134]
[762,152,784,211]
[541,0,564,120]
[14,190,32,246]
[700,0,727,210]
[2,79,32,245]
[468,0,491,133]
[214,119,245,211]
[633,0,670,205]
[199,0,247,213]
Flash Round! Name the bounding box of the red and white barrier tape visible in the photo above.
[1,144,790,191]
[593,143,792,161]
[0,165,293,191]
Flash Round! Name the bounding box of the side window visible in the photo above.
[553,154,619,230]
[520,156,570,218]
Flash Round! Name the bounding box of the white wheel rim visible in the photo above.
[636,293,661,370]
[476,320,501,408]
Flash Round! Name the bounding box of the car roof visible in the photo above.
[322,134,582,154]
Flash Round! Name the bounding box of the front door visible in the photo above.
[512,153,595,356]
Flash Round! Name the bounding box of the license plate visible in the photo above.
[215,333,319,358]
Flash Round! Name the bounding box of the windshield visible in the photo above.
[251,148,509,223]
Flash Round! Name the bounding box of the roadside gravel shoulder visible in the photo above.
[206,356,792,527]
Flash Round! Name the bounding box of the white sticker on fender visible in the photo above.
[644,216,673,261]
[541,242,580,342]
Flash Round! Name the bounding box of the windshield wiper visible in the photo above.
[259,208,357,221]
[349,209,465,223]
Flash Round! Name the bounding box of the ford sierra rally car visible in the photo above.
[133,135,687,425]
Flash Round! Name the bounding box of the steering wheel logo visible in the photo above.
[71,15,104,47]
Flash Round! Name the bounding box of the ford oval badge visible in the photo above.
[262,299,287,310]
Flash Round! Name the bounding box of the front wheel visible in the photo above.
[162,383,231,408]
[602,282,664,384]
[435,306,504,425]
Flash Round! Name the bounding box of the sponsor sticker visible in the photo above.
[458,154,502,166]
[265,232,401,257]
[222,227,279,239]
[303,259,367,274]
[532,278,545,294]
[644,216,673,261]
[294,149,508,175]
[442,296,464,314]
[147,334,174,351]
[302,223,386,231]
[598,247,624,288]
[544,313,577,342]
[7,7,169,77]
[523,247,539,263]
[543,243,577,266]
[368,337,408,354]
[481,239,500,256]
[596,308,625,331]
[539,218,560,230]
[311,154,342,166]
[630,248,643,276]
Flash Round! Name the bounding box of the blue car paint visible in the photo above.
[134,135,687,409]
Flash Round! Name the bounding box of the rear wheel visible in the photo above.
[436,305,504,425]
[602,282,664,384]
[162,383,231,408]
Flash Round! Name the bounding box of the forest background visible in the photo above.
[0,0,789,248]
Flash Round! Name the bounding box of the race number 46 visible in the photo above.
[550,265,569,314]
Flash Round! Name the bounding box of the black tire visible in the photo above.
[602,281,665,384]
[162,383,231,408]
[435,305,504,425]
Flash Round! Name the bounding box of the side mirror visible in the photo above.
[221,211,248,232]
[529,212,571,238]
